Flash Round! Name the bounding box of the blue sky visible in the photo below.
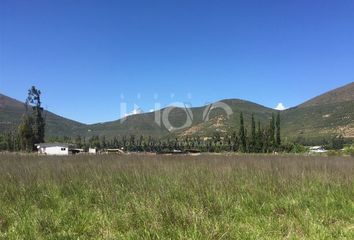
[1,0,354,124]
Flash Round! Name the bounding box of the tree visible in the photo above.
[129,135,136,151]
[101,136,107,149]
[250,114,256,152]
[276,112,281,147]
[122,136,127,150]
[26,86,45,144]
[0,134,6,151]
[113,137,119,148]
[75,135,83,148]
[269,113,276,150]
[256,120,263,153]
[18,114,34,151]
[330,135,345,150]
[89,135,100,148]
[239,112,247,152]
[262,127,270,153]
[231,131,239,152]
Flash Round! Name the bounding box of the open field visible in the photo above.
[0,154,353,239]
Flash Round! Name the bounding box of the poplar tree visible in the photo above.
[269,113,276,150]
[239,112,247,152]
[256,120,263,153]
[18,114,34,151]
[18,86,44,151]
[231,131,239,152]
[26,86,45,144]
[250,114,256,152]
[276,112,281,147]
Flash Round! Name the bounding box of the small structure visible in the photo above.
[185,149,201,156]
[89,148,98,154]
[309,146,327,153]
[71,148,84,154]
[157,149,186,155]
[105,149,125,154]
[35,143,74,155]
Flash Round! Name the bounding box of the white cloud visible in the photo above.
[275,103,286,111]
[124,108,144,117]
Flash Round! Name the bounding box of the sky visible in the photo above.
[1,0,354,124]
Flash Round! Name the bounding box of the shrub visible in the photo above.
[344,144,354,157]
[282,143,307,153]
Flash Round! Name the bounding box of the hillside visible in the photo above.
[0,95,278,139]
[173,99,276,138]
[80,82,354,141]
[1,82,353,142]
[282,82,354,141]
[299,82,354,108]
[282,101,354,141]
[0,94,86,137]
[84,99,276,139]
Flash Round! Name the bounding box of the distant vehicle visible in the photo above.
[309,146,327,153]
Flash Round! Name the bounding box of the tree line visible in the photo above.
[45,113,344,153]
[0,87,347,153]
[3,110,285,153]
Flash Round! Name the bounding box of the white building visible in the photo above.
[309,146,327,153]
[35,143,73,155]
[89,148,98,154]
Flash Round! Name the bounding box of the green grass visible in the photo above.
[0,154,353,239]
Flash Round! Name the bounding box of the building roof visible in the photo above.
[309,146,324,150]
[35,143,73,148]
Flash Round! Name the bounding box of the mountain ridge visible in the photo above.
[0,94,87,137]
[1,82,353,141]
[298,82,354,108]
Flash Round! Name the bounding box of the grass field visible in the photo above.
[0,154,353,239]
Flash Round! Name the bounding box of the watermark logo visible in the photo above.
[202,102,233,122]
[120,94,233,132]
[161,102,193,132]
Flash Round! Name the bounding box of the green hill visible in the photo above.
[0,94,86,137]
[84,99,276,139]
[281,100,354,142]
[1,82,353,143]
[299,82,354,108]
[280,82,354,141]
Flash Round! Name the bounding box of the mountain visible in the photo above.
[281,100,354,141]
[85,99,276,138]
[0,95,277,138]
[1,82,353,143]
[299,82,354,108]
[85,81,354,142]
[0,94,86,137]
[281,82,354,141]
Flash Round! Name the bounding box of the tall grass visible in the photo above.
[0,154,353,239]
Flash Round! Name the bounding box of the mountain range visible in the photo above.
[1,82,353,143]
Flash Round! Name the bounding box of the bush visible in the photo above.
[0,141,7,151]
[281,143,307,153]
[343,144,354,157]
